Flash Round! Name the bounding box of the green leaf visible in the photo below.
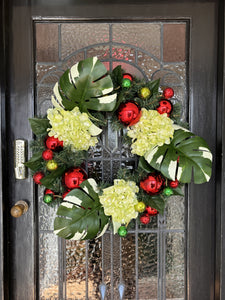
[138,157,155,173]
[148,79,160,94]
[40,167,66,189]
[147,196,166,215]
[24,151,43,171]
[145,129,213,184]
[54,179,109,240]
[111,65,123,87]
[172,186,184,196]
[29,118,49,135]
[54,57,117,116]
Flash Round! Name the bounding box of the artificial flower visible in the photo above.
[47,106,102,151]
[99,179,139,232]
[127,108,174,156]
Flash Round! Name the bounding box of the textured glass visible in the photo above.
[39,191,58,231]
[111,45,136,62]
[112,61,145,79]
[113,23,161,59]
[138,233,158,299]
[87,45,110,60]
[166,195,185,230]
[138,51,161,80]
[163,24,186,62]
[61,24,109,59]
[36,23,59,62]
[66,240,86,299]
[166,233,185,299]
[139,215,158,229]
[40,233,59,299]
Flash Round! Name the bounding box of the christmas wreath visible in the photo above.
[25,56,212,240]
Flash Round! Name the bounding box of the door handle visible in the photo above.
[10,200,29,218]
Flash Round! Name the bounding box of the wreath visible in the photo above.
[25,56,212,240]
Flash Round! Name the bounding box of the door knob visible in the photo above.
[10,200,29,218]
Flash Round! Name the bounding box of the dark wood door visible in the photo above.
[2,0,223,299]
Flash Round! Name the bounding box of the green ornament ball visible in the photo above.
[43,194,53,204]
[122,78,132,88]
[118,226,128,237]
[140,87,151,99]
[163,187,174,196]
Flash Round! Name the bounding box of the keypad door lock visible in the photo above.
[14,139,27,179]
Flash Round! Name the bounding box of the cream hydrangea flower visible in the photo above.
[99,179,139,233]
[47,106,102,151]
[127,108,174,156]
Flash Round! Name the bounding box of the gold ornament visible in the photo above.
[140,87,151,99]
[46,160,58,171]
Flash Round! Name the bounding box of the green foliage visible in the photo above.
[40,167,66,190]
[145,128,212,184]
[54,179,109,240]
[29,118,50,136]
[24,151,43,171]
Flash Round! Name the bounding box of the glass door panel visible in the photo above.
[35,21,187,300]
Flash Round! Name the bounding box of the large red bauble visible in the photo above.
[63,167,88,190]
[140,174,165,195]
[163,87,174,99]
[45,136,63,151]
[145,206,159,216]
[42,149,54,161]
[169,179,179,188]
[140,213,151,224]
[118,102,141,126]
[123,73,133,81]
[157,100,173,117]
[33,171,45,185]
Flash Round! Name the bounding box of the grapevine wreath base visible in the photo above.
[25,57,212,240]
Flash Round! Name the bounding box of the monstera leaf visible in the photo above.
[144,128,212,184]
[52,57,117,117]
[54,179,109,240]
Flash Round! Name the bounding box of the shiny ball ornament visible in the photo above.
[145,206,158,216]
[157,100,173,117]
[122,78,132,88]
[45,136,63,151]
[134,201,146,213]
[169,179,179,189]
[44,188,55,196]
[63,167,88,190]
[43,194,53,204]
[140,87,151,99]
[33,171,45,185]
[140,213,151,224]
[118,226,128,237]
[46,160,58,171]
[140,174,165,195]
[118,102,141,126]
[123,73,133,81]
[163,187,174,196]
[42,149,54,161]
[163,87,174,99]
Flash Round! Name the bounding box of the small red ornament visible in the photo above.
[44,188,55,196]
[145,206,159,216]
[118,102,142,126]
[33,171,44,185]
[45,136,63,151]
[63,167,88,190]
[42,149,54,161]
[140,173,165,195]
[163,87,174,99]
[140,213,151,224]
[123,73,133,81]
[62,190,71,199]
[169,179,179,188]
[157,100,173,117]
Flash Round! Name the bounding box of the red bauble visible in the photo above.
[157,100,173,117]
[42,149,54,161]
[45,136,63,151]
[163,87,174,99]
[123,73,133,81]
[140,213,151,224]
[145,206,159,216]
[63,167,88,190]
[44,188,55,196]
[33,171,44,185]
[169,179,179,188]
[140,174,165,195]
[118,102,141,126]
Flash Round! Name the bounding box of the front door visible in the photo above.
[3,1,220,299]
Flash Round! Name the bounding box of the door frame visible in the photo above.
[1,0,225,299]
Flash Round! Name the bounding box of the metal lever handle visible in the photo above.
[10,200,29,218]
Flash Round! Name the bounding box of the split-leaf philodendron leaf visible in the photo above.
[144,128,212,184]
[54,179,109,240]
[52,56,117,119]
